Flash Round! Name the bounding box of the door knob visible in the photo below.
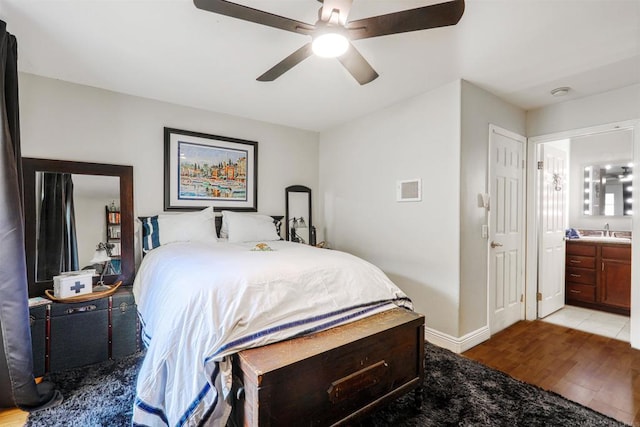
[490,241,503,248]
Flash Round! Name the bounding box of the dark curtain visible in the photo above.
[36,172,78,281]
[0,20,62,410]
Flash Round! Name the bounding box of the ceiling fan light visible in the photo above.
[312,33,349,58]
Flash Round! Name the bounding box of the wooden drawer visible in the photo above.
[565,267,596,285]
[601,245,631,261]
[566,283,596,303]
[565,255,595,269]
[231,308,424,427]
[566,242,596,257]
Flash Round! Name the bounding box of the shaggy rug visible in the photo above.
[26,342,627,426]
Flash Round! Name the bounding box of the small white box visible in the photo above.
[53,271,94,299]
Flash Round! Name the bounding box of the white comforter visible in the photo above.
[132,240,410,426]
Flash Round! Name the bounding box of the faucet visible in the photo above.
[604,223,610,237]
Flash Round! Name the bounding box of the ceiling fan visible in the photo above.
[193,0,465,85]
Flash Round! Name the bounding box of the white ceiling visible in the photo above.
[1,0,639,131]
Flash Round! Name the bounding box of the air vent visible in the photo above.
[396,179,421,202]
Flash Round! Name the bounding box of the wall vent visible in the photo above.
[396,179,421,202]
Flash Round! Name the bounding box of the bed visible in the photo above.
[132,209,424,426]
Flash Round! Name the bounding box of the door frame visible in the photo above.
[525,120,639,323]
[487,124,527,334]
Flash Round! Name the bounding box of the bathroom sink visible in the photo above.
[576,236,631,243]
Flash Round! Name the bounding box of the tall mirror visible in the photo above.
[583,161,633,216]
[285,185,313,245]
[23,158,134,297]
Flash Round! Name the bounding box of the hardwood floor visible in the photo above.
[1,320,637,426]
[463,320,640,426]
[0,407,27,426]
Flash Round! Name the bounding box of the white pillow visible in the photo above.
[141,207,217,253]
[220,211,274,239]
[223,211,280,243]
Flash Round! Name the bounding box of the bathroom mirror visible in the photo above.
[285,185,312,244]
[23,158,134,297]
[583,161,633,216]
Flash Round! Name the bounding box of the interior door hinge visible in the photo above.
[520,294,524,302]
[536,292,542,301]
[537,161,544,170]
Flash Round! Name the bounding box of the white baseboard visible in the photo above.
[425,325,491,354]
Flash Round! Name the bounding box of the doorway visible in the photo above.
[525,121,637,347]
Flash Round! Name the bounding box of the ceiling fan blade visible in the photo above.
[346,0,465,40]
[257,43,314,82]
[319,0,353,25]
[194,0,314,35]
[337,43,379,85]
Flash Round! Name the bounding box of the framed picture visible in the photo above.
[164,127,258,211]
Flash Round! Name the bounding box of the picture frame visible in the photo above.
[164,127,258,212]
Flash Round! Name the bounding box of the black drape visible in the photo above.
[36,172,78,281]
[0,20,62,410]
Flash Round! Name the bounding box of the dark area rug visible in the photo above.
[26,343,627,426]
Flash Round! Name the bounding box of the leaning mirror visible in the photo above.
[23,158,134,297]
[285,185,313,245]
[583,161,633,216]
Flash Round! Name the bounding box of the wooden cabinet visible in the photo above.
[601,245,631,310]
[565,240,630,315]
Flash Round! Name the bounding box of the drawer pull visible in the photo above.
[327,360,389,404]
[570,274,581,278]
[569,260,581,264]
[569,290,581,294]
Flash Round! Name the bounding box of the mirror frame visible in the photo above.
[22,158,134,297]
[285,185,312,243]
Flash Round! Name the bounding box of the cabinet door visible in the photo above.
[601,260,631,309]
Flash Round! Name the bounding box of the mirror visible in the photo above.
[23,158,134,297]
[583,161,633,216]
[285,185,314,245]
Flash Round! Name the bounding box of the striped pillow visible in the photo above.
[140,207,217,254]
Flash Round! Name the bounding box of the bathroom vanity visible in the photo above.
[565,238,631,316]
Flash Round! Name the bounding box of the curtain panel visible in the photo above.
[0,19,62,411]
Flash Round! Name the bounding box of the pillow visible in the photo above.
[220,211,275,239]
[141,206,217,253]
[222,211,280,243]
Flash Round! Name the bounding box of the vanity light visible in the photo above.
[584,189,590,194]
[626,198,633,204]
[626,210,633,215]
[605,165,611,170]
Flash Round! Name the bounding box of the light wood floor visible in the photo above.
[1,320,637,426]
[463,320,639,426]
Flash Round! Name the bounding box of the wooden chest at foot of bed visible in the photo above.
[230,308,425,426]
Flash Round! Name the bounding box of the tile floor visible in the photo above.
[541,305,630,342]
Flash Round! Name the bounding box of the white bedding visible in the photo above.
[132,240,410,426]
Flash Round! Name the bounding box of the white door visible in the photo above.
[488,125,526,335]
[537,143,568,317]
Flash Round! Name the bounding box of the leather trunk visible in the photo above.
[229,307,425,426]
[29,287,139,374]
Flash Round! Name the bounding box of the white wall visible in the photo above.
[568,129,633,231]
[319,81,461,337]
[459,81,526,337]
[19,73,320,262]
[527,84,640,137]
